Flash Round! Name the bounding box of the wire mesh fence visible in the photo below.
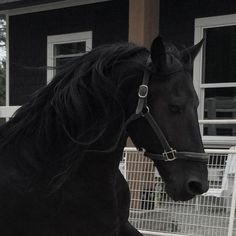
[121,147,236,236]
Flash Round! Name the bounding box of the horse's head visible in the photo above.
[127,36,209,201]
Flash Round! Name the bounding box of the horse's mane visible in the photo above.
[0,42,149,191]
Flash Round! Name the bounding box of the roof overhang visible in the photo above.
[0,0,60,11]
[0,0,110,14]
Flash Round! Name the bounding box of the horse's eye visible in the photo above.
[169,104,182,113]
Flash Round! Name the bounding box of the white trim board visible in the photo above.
[0,106,20,118]
[0,0,111,16]
[5,14,9,106]
[195,14,236,28]
[47,32,92,44]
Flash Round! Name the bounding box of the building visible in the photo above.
[0,0,235,148]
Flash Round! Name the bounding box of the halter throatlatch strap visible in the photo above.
[126,56,209,163]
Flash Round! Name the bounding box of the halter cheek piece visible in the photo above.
[126,57,208,163]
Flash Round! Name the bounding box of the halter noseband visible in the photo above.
[127,57,208,163]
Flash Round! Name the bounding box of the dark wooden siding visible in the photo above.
[9,0,128,105]
[159,0,236,47]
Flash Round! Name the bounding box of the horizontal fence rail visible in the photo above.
[122,147,236,236]
[124,147,236,153]
[199,120,236,124]
[0,106,20,118]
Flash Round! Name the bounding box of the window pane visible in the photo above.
[54,42,86,56]
[204,87,236,136]
[203,124,236,136]
[203,26,236,83]
[204,87,236,119]
[55,57,74,67]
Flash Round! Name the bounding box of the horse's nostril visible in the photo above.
[187,180,205,195]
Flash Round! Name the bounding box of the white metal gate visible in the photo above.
[122,147,236,236]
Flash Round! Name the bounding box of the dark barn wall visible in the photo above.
[9,0,129,105]
[159,0,236,47]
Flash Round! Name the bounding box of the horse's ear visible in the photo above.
[150,36,166,68]
[182,38,205,62]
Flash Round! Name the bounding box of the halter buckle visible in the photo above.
[162,148,177,161]
[138,85,148,98]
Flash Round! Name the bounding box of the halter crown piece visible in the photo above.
[127,56,209,163]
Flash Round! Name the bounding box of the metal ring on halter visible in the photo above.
[162,148,177,161]
[138,85,148,98]
[141,106,150,116]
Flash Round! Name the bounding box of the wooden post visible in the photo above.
[129,0,160,48]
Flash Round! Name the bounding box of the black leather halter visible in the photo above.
[127,57,208,163]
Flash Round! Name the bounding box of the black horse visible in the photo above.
[0,36,208,236]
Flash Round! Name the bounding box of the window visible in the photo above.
[47,31,92,82]
[194,15,236,147]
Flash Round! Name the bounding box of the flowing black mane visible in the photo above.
[0,43,149,190]
[2,43,148,143]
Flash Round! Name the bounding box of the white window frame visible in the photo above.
[0,14,20,120]
[47,31,92,82]
[194,14,236,147]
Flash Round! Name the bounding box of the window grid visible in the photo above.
[194,15,236,146]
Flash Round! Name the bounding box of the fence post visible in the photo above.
[227,167,236,236]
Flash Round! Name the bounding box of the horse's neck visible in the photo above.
[82,136,127,181]
[87,125,128,162]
